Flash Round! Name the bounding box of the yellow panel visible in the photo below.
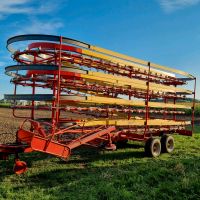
[82,49,172,78]
[78,118,191,127]
[80,70,192,94]
[59,95,191,109]
[86,96,190,109]
[60,65,192,94]
[90,45,194,78]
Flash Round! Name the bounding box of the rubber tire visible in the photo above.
[161,135,174,153]
[145,138,161,157]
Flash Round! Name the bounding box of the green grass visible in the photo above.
[1,127,200,200]
[0,103,11,108]
[184,104,200,116]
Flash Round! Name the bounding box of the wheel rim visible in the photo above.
[167,138,174,151]
[153,142,160,156]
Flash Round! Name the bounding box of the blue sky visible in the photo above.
[0,0,199,99]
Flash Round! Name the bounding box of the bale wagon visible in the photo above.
[0,34,196,174]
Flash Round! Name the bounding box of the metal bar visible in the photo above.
[144,62,151,137]
[192,78,196,131]
[67,126,115,149]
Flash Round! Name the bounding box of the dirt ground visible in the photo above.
[0,108,21,144]
[0,108,52,144]
[0,107,91,144]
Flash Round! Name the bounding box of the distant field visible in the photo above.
[0,103,11,108]
[181,103,200,116]
[0,108,200,199]
[179,102,200,107]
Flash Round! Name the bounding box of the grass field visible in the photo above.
[0,126,200,200]
[0,103,11,108]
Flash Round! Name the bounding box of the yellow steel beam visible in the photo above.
[82,70,192,94]
[59,95,191,109]
[90,45,194,78]
[78,118,191,127]
[61,66,192,94]
[86,96,191,109]
[82,49,174,79]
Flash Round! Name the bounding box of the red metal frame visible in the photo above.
[0,36,196,174]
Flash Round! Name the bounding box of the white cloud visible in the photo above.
[159,0,200,13]
[0,0,61,18]
[0,0,65,36]
[16,18,63,34]
[0,0,33,18]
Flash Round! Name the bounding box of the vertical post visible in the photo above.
[52,74,56,121]
[128,70,132,120]
[55,36,63,124]
[163,97,167,119]
[31,52,37,120]
[192,77,196,131]
[13,79,17,118]
[144,62,151,137]
[52,52,57,124]
[31,79,35,120]
[173,85,177,121]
